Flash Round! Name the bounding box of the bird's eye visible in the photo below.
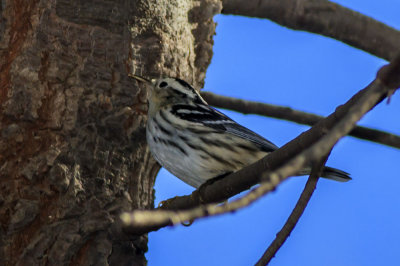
[159,82,168,88]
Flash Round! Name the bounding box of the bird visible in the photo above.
[131,75,350,188]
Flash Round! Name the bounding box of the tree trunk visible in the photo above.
[0,0,220,265]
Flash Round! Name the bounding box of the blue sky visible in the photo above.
[147,1,400,265]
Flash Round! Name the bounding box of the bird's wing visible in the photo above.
[170,104,278,152]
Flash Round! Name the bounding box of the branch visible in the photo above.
[255,154,329,265]
[222,0,400,61]
[121,52,400,234]
[201,91,400,150]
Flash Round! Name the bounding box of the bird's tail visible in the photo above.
[297,166,351,182]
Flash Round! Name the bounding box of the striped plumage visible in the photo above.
[132,75,350,188]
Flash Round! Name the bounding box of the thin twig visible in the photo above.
[222,0,400,61]
[255,154,329,266]
[201,91,400,150]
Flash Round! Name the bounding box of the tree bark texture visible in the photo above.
[0,0,220,265]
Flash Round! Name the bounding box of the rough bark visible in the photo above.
[0,0,220,265]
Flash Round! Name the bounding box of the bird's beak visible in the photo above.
[129,74,151,83]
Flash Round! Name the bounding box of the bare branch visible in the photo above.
[255,154,329,265]
[121,52,400,234]
[155,67,397,213]
[222,0,400,61]
[201,91,400,150]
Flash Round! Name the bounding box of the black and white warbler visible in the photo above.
[132,75,350,188]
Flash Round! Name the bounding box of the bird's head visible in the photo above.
[130,75,207,114]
